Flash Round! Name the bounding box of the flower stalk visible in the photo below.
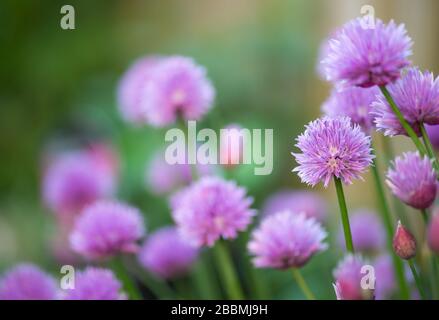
[291,269,315,300]
[370,146,410,299]
[333,177,354,253]
[214,241,245,299]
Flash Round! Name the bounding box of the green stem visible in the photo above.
[193,257,219,299]
[420,209,438,299]
[421,209,429,225]
[433,258,439,299]
[291,269,315,300]
[213,241,245,299]
[333,177,354,253]
[109,257,142,300]
[408,259,427,300]
[379,86,427,155]
[123,257,177,299]
[420,122,439,173]
[370,149,410,299]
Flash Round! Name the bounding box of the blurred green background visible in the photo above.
[1,0,438,299]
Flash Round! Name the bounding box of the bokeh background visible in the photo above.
[1,0,438,299]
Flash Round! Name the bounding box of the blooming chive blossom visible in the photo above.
[117,56,162,124]
[386,152,437,210]
[138,227,199,279]
[428,209,439,254]
[322,86,379,133]
[141,56,215,127]
[70,201,145,260]
[321,18,412,88]
[64,268,125,300]
[337,209,385,252]
[171,176,255,247]
[0,264,58,300]
[42,149,117,218]
[293,116,374,188]
[426,125,439,150]
[262,190,327,222]
[373,255,396,300]
[372,68,439,136]
[248,211,327,269]
[333,254,374,300]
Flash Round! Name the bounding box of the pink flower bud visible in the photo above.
[392,221,416,260]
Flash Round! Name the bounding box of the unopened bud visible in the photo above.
[393,221,416,260]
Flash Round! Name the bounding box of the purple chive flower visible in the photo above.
[262,190,327,222]
[386,152,437,210]
[293,116,374,188]
[70,200,145,260]
[42,148,117,219]
[0,264,58,300]
[337,209,385,252]
[141,56,215,127]
[117,56,162,124]
[333,254,374,300]
[64,268,125,300]
[426,125,439,150]
[171,176,255,247]
[322,86,379,133]
[321,18,412,88]
[248,211,327,269]
[372,68,439,136]
[145,151,212,195]
[138,227,199,279]
[219,124,245,168]
[373,255,396,300]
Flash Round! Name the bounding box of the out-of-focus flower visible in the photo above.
[428,209,439,254]
[171,176,255,247]
[42,147,118,219]
[321,18,412,88]
[386,152,436,210]
[248,211,327,269]
[63,268,125,300]
[138,227,198,279]
[293,116,374,187]
[141,56,215,127]
[145,151,212,195]
[426,125,439,150]
[322,86,379,133]
[117,56,162,124]
[337,209,385,252]
[372,68,439,136]
[373,255,396,300]
[262,190,327,222]
[219,124,245,168]
[70,201,145,260]
[118,55,214,127]
[333,254,374,300]
[0,264,58,300]
[393,221,417,260]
